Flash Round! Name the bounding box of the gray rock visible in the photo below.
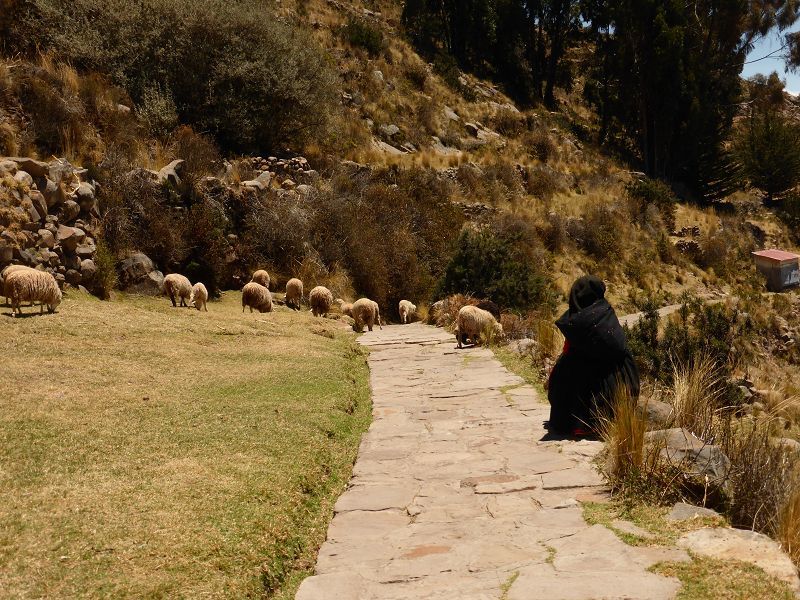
[19,198,41,223]
[74,182,96,213]
[80,259,97,279]
[75,241,96,259]
[679,528,800,592]
[443,106,460,121]
[63,253,81,271]
[667,502,721,522]
[0,242,12,266]
[0,159,18,176]
[637,398,674,427]
[645,428,731,491]
[13,170,34,187]
[60,199,80,223]
[37,229,56,249]
[39,177,60,208]
[65,269,82,286]
[57,225,85,253]
[15,248,39,266]
[117,252,163,294]
[7,157,50,178]
[158,159,185,187]
[29,190,48,221]
[372,70,384,84]
[255,170,272,187]
[380,124,400,137]
[464,122,480,137]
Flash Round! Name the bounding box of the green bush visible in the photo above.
[10,0,338,154]
[437,216,554,311]
[627,178,678,232]
[341,18,385,57]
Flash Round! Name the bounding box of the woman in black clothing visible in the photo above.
[546,275,639,436]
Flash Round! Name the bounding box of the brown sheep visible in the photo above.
[242,282,273,313]
[285,278,303,310]
[163,273,192,307]
[309,286,333,317]
[455,305,503,349]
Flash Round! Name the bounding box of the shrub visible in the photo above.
[438,216,554,311]
[524,128,557,163]
[627,178,677,232]
[138,85,178,139]
[10,0,339,154]
[491,108,525,138]
[341,18,385,57]
[525,165,562,201]
[91,238,118,300]
[404,60,428,90]
[581,204,624,260]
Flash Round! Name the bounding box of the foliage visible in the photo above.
[341,18,385,57]
[626,178,677,232]
[438,216,554,311]
[733,74,800,203]
[91,238,118,300]
[8,0,339,154]
[581,0,799,199]
[402,0,580,107]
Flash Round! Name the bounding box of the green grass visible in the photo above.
[492,346,546,397]
[583,501,794,598]
[652,556,796,599]
[0,291,371,598]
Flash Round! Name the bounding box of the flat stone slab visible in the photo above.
[666,502,721,522]
[678,527,800,592]
[297,323,683,599]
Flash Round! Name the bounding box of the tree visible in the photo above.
[581,0,800,200]
[734,73,800,203]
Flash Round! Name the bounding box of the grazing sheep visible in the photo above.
[191,282,208,312]
[251,269,270,289]
[163,273,193,307]
[1,265,35,306]
[399,300,417,324]
[285,278,303,310]
[352,298,382,332]
[242,282,273,313]
[5,269,62,316]
[336,298,353,317]
[309,285,333,317]
[476,299,501,321]
[455,305,503,349]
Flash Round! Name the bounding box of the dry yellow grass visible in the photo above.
[0,291,371,598]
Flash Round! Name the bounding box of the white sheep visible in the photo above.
[191,282,208,312]
[251,269,270,289]
[163,273,193,307]
[1,265,35,306]
[336,298,353,317]
[242,281,273,313]
[399,300,417,324]
[455,305,503,349]
[285,278,303,310]
[352,297,382,332]
[4,269,62,316]
[309,285,333,317]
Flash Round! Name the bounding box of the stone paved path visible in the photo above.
[297,324,685,599]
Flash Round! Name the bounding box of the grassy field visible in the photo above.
[0,291,371,598]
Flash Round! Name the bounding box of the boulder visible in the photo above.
[380,124,400,137]
[75,241,96,259]
[0,159,18,175]
[645,427,731,497]
[117,252,164,294]
[637,398,674,428]
[65,269,82,286]
[64,254,81,271]
[39,177,61,208]
[666,502,721,522]
[158,159,185,187]
[80,258,97,279]
[60,199,80,223]
[19,198,41,223]
[7,157,49,178]
[281,178,296,190]
[74,182,96,213]
[256,170,272,187]
[57,225,85,253]
[15,247,39,266]
[37,229,56,249]
[29,190,48,221]
[13,170,33,187]
[678,528,800,592]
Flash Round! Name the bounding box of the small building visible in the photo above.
[752,249,800,292]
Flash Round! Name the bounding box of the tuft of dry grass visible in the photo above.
[778,488,800,566]
[670,357,722,440]
[0,292,370,598]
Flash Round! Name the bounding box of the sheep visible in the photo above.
[163,273,193,307]
[1,265,35,306]
[190,282,208,312]
[476,299,501,321]
[399,300,417,324]
[4,269,62,317]
[309,285,333,317]
[242,281,273,313]
[455,305,503,349]
[352,297,382,332]
[251,269,270,289]
[336,298,353,317]
[285,278,303,310]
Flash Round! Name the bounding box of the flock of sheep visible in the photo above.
[2,264,505,347]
